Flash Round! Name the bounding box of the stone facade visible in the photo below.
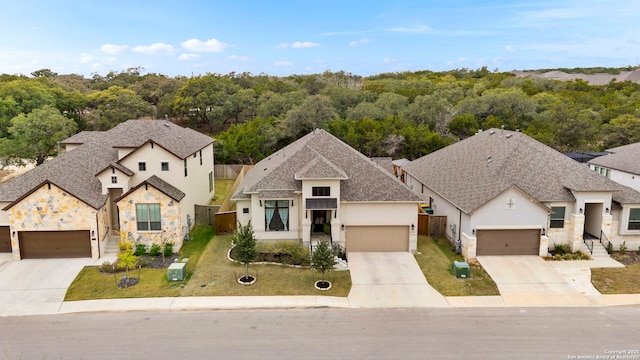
[117,186,183,252]
[8,184,100,260]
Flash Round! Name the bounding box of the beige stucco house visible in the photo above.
[401,128,640,260]
[0,119,214,260]
[232,129,422,253]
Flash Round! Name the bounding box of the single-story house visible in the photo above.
[232,128,422,253]
[588,142,640,193]
[401,128,640,259]
[0,119,215,260]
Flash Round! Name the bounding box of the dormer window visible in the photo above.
[312,186,330,197]
[138,162,146,171]
[111,176,117,184]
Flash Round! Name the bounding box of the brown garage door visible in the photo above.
[0,226,10,252]
[476,229,540,255]
[346,226,409,252]
[18,230,91,259]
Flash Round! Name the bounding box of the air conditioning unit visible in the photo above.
[167,262,186,281]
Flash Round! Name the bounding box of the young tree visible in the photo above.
[232,221,257,281]
[311,240,336,285]
[2,105,77,165]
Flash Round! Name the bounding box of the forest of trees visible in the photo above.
[1,66,639,165]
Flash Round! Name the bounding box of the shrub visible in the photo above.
[332,243,346,260]
[119,240,133,252]
[149,243,162,256]
[619,241,627,254]
[552,243,571,255]
[134,242,147,256]
[99,260,124,273]
[607,243,614,254]
[311,240,336,281]
[580,252,591,260]
[281,241,311,266]
[163,242,174,257]
[554,254,562,261]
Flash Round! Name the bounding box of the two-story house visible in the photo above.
[0,120,214,260]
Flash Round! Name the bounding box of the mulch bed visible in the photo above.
[138,254,181,269]
[611,251,640,265]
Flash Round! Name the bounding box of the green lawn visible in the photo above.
[65,226,351,301]
[413,235,499,296]
[591,262,640,294]
[211,179,235,206]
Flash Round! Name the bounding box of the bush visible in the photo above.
[253,241,311,266]
[98,260,124,273]
[149,243,162,256]
[620,241,627,254]
[119,240,133,252]
[281,241,311,266]
[554,254,562,261]
[163,242,174,257]
[607,242,614,254]
[332,243,346,260]
[552,243,571,255]
[134,242,147,256]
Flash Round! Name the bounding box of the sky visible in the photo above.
[0,0,639,78]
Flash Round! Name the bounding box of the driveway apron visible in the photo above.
[0,258,90,316]
[347,252,449,307]
[476,256,595,306]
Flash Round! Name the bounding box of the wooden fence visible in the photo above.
[195,205,220,226]
[214,164,245,179]
[215,211,237,235]
[418,214,447,236]
[219,165,253,212]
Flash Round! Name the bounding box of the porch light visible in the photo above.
[541,228,546,236]
[12,231,15,237]
[579,208,583,214]
[341,224,345,231]
[605,207,609,214]
[411,224,415,231]
[472,228,476,235]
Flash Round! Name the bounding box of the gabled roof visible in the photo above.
[589,143,640,176]
[402,128,640,213]
[117,175,185,202]
[232,128,421,203]
[0,120,211,209]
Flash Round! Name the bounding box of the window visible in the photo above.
[138,162,146,171]
[605,169,611,178]
[243,208,249,214]
[161,162,169,171]
[111,176,118,184]
[550,206,565,228]
[312,187,330,197]
[136,204,161,231]
[265,200,289,231]
[594,166,599,173]
[199,150,203,165]
[184,159,188,177]
[628,208,640,230]
[208,171,213,192]
[505,198,515,210]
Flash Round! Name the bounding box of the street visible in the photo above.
[1,307,639,359]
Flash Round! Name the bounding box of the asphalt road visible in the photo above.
[1,307,639,359]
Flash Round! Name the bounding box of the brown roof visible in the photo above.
[402,129,640,213]
[232,129,421,203]
[0,120,212,209]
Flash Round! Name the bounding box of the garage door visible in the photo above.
[346,226,409,252]
[476,229,540,256]
[0,226,10,252]
[18,230,91,259]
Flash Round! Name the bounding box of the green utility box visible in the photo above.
[167,262,186,281]
[452,261,470,278]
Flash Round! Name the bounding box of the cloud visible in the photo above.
[349,38,370,47]
[274,61,293,67]
[100,44,129,54]
[228,55,249,62]
[275,42,289,49]
[179,53,199,60]
[291,41,320,48]
[132,43,174,55]
[181,38,228,53]
[383,57,400,64]
[388,25,433,33]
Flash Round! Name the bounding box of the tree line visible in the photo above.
[1,66,639,165]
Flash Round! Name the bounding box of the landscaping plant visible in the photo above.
[311,240,336,287]
[232,221,257,282]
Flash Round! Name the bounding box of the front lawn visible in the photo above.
[413,235,499,296]
[591,251,640,294]
[65,226,351,301]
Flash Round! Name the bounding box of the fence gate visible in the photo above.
[215,211,237,235]
[195,205,219,226]
[418,214,446,236]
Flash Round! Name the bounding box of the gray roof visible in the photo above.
[118,175,185,202]
[232,129,421,203]
[590,142,640,176]
[0,120,212,209]
[402,129,640,214]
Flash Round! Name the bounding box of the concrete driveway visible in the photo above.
[347,252,449,307]
[476,256,595,306]
[0,255,90,316]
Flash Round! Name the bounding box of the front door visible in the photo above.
[109,188,123,231]
[312,210,327,232]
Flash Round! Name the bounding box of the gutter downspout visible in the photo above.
[456,208,462,254]
[95,213,100,258]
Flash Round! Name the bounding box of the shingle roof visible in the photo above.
[232,129,421,203]
[402,129,640,214]
[590,142,640,176]
[117,175,185,202]
[0,120,212,209]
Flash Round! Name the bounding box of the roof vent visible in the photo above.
[506,134,512,138]
[489,130,496,135]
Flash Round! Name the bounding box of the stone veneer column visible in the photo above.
[570,213,585,253]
